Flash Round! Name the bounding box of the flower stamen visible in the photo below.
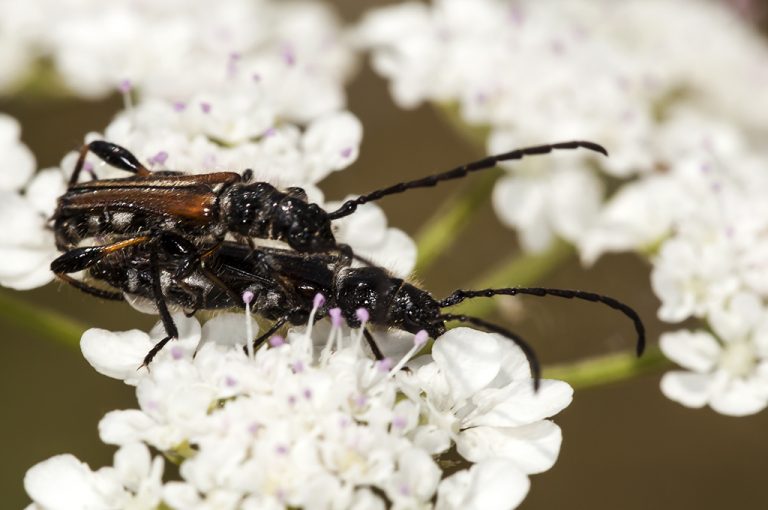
[306,293,325,339]
[118,79,133,112]
[389,330,428,376]
[243,291,255,357]
[320,307,343,363]
[353,307,369,354]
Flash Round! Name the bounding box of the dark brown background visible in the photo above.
[3,1,768,508]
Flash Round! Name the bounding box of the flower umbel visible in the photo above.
[660,292,768,416]
[27,311,571,509]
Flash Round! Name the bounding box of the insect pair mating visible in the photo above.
[50,139,645,387]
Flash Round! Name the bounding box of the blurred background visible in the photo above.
[3,1,768,508]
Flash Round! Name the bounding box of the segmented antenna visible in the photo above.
[439,287,645,356]
[327,141,608,220]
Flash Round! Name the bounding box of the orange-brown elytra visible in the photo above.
[53,139,608,258]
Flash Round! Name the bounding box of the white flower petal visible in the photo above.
[333,200,388,248]
[660,371,714,408]
[113,443,151,490]
[579,175,679,264]
[708,291,765,343]
[0,252,56,289]
[432,328,501,402]
[99,410,157,446]
[659,330,720,372]
[26,167,67,217]
[413,425,452,455]
[492,176,553,253]
[436,458,529,510]
[201,313,255,349]
[81,328,153,383]
[457,421,563,474]
[162,481,201,509]
[491,339,532,385]
[547,167,603,244]
[0,191,48,245]
[302,112,362,183]
[349,488,386,510]
[358,227,417,278]
[468,379,573,428]
[386,448,441,503]
[709,378,768,417]
[24,454,122,510]
[326,199,416,277]
[0,114,35,191]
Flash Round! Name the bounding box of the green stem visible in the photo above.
[0,291,84,350]
[414,169,501,273]
[11,59,71,99]
[451,239,574,318]
[413,103,495,274]
[543,345,670,390]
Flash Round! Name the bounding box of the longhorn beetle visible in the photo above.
[54,239,646,388]
[51,139,607,290]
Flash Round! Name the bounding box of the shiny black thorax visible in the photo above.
[220,183,336,252]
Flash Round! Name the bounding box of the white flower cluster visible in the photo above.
[566,113,768,416]
[0,0,354,115]
[359,0,768,252]
[0,114,64,289]
[359,0,768,416]
[25,312,572,509]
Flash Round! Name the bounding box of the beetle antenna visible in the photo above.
[439,287,645,356]
[326,141,607,220]
[438,313,541,391]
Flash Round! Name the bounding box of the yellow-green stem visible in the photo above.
[11,59,71,99]
[543,345,669,389]
[414,169,501,273]
[0,291,84,350]
[451,239,574,318]
[413,103,495,273]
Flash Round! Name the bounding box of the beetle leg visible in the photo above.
[247,315,289,353]
[363,328,385,360]
[51,236,151,300]
[55,273,124,301]
[69,140,151,186]
[140,244,180,369]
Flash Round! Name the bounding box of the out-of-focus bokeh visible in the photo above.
[3,1,768,508]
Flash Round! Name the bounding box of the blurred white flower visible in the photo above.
[29,310,573,509]
[359,0,768,252]
[0,114,64,289]
[0,113,35,191]
[660,292,768,416]
[436,459,530,510]
[24,443,164,510]
[0,0,355,114]
[489,131,605,253]
[78,100,363,186]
